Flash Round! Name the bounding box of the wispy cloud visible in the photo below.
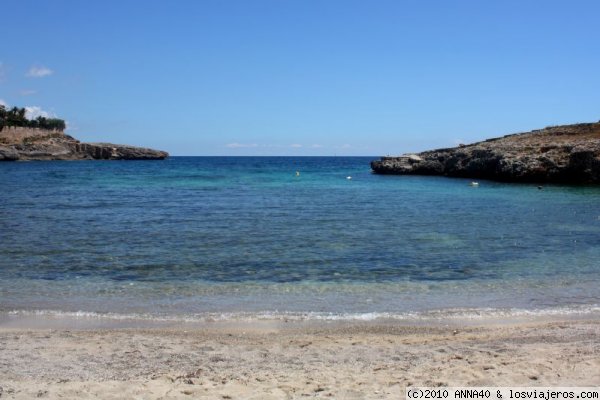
[25,106,55,120]
[64,121,76,132]
[226,142,325,150]
[226,143,296,148]
[225,142,259,148]
[20,89,37,96]
[26,65,53,78]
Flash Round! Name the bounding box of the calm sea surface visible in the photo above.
[1,157,600,321]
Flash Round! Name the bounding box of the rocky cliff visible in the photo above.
[0,128,168,161]
[371,122,600,183]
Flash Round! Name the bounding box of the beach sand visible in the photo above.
[0,319,599,399]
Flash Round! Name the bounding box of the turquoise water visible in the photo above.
[1,157,600,320]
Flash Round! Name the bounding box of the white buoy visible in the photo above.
[295,171,300,177]
[470,181,479,187]
[346,176,352,180]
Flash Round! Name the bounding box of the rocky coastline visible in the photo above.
[0,127,168,161]
[371,122,600,184]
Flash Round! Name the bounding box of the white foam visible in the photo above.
[4,304,600,324]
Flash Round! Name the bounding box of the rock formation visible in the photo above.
[0,127,168,161]
[371,122,600,183]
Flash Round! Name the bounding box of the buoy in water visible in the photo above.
[347,176,352,180]
[469,181,479,187]
[295,171,300,177]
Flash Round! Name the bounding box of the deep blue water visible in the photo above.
[1,157,600,319]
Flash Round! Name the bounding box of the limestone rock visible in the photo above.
[0,146,20,161]
[371,122,600,184]
[0,129,168,161]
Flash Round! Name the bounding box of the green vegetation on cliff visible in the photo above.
[0,105,66,131]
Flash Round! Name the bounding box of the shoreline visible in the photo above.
[1,318,599,399]
[2,304,600,330]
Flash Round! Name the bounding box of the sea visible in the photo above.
[1,156,600,324]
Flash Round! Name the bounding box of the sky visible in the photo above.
[1,0,599,156]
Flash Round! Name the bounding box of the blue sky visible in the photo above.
[1,0,599,155]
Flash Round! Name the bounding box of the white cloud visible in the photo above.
[226,142,322,150]
[25,106,56,120]
[65,121,76,132]
[0,99,6,107]
[20,89,37,96]
[26,65,53,78]
[225,142,258,148]
[341,144,351,149]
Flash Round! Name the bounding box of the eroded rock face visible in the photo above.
[371,122,600,183]
[0,146,20,161]
[0,129,168,161]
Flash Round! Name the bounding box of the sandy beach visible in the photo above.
[1,318,599,399]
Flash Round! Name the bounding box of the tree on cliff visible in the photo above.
[0,105,66,131]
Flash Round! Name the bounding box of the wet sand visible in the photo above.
[0,319,599,399]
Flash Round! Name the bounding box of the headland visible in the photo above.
[371,122,600,183]
[0,106,168,161]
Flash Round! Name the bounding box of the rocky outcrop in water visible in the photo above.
[371,122,600,183]
[0,128,168,161]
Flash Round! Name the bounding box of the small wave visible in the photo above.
[4,304,600,324]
